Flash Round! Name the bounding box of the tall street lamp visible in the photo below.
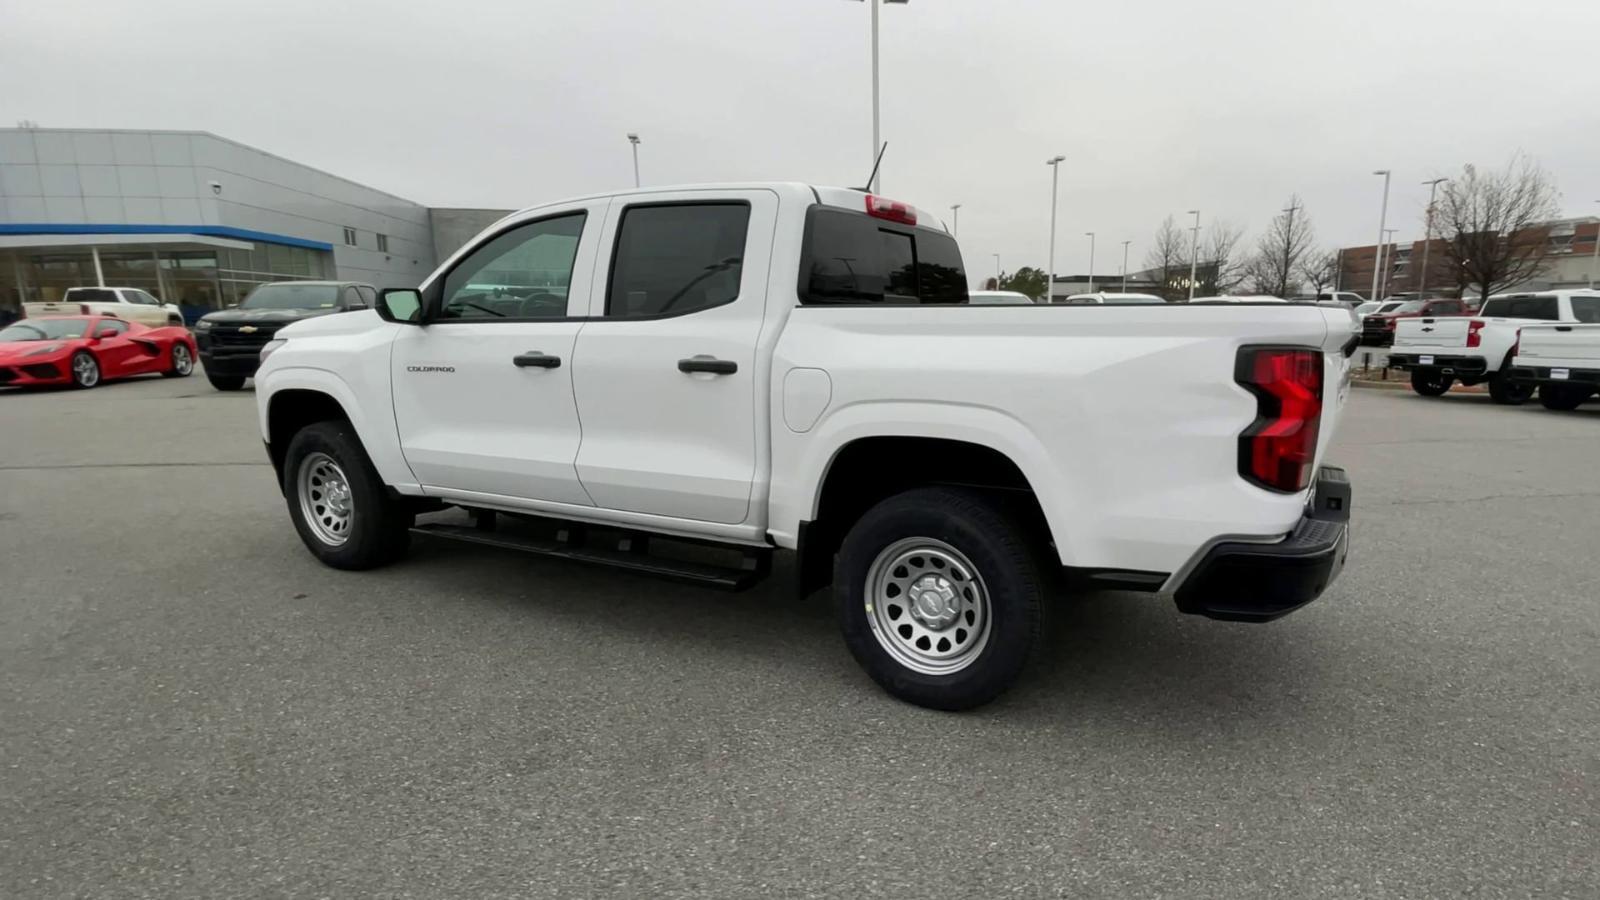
[1046,155,1065,304]
[992,253,1001,291]
[1120,240,1131,293]
[1591,200,1599,289]
[1085,232,1096,293]
[1380,227,1398,300]
[950,203,961,237]
[626,133,641,188]
[1187,209,1201,301]
[1371,169,1392,301]
[1418,177,1446,297]
[850,0,910,193]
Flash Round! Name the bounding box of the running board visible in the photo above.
[410,521,771,591]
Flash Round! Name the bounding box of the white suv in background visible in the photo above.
[23,286,185,327]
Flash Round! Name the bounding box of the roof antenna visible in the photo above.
[856,142,888,193]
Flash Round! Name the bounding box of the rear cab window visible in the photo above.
[64,288,119,304]
[798,205,967,305]
[1570,297,1600,323]
[1480,295,1560,320]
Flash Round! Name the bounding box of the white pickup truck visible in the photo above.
[254,183,1357,709]
[1387,290,1600,404]
[23,286,185,327]
[1510,322,1600,410]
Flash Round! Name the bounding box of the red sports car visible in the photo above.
[0,315,198,389]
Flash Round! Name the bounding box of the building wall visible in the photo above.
[1339,220,1600,297]
[427,208,514,271]
[0,128,436,288]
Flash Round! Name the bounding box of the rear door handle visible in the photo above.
[512,351,561,369]
[678,356,737,375]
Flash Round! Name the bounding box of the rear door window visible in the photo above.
[606,203,751,318]
[1480,295,1560,320]
[799,207,968,305]
[1569,297,1600,323]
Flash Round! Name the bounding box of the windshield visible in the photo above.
[240,283,340,310]
[1355,302,1380,315]
[1390,300,1426,314]
[0,319,92,341]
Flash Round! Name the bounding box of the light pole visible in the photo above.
[992,253,1001,291]
[1187,209,1201,301]
[1380,227,1398,300]
[1085,232,1096,293]
[1370,169,1392,301]
[1046,155,1065,303]
[1418,177,1445,298]
[1120,240,1131,293]
[950,203,961,238]
[626,133,641,188]
[850,0,909,193]
[1590,200,1599,289]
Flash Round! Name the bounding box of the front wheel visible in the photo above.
[835,487,1045,711]
[1410,368,1452,397]
[70,351,100,389]
[207,373,246,391]
[163,343,194,378]
[1487,374,1533,405]
[282,421,413,570]
[1539,382,1594,411]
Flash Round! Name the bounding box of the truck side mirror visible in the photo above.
[376,288,425,325]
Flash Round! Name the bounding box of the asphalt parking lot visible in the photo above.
[2,374,1596,899]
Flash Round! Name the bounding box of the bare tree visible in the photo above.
[1435,156,1561,304]
[1243,195,1317,297]
[1299,249,1340,295]
[1201,222,1246,294]
[1143,216,1190,301]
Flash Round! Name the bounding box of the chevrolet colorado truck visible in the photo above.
[1510,321,1600,410]
[254,183,1357,710]
[1387,290,1600,404]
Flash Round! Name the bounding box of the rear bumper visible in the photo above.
[1508,365,1600,386]
[1386,353,1488,377]
[1173,466,1351,623]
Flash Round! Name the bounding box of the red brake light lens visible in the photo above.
[1237,348,1324,493]
[865,195,917,226]
[1466,319,1485,348]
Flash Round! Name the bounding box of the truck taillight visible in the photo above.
[1237,347,1324,493]
[1466,319,1485,348]
[80,304,92,315]
[865,194,917,226]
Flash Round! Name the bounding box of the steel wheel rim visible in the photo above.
[173,345,193,374]
[73,354,98,386]
[865,537,992,676]
[297,452,354,546]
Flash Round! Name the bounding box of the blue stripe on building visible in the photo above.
[0,223,334,252]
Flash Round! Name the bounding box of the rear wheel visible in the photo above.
[1409,368,1452,397]
[207,373,246,391]
[1538,382,1593,411]
[1487,374,1533,405]
[163,343,194,378]
[835,487,1045,711]
[70,351,100,389]
[282,421,412,570]
[167,314,184,326]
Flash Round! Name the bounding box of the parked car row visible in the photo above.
[1383,289,1600,409]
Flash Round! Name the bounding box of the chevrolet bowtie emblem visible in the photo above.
[239,325,258,333]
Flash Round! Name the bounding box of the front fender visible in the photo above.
[257,365,419,492]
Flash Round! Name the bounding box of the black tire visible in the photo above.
[835,487,1046,711]
[1538,382,1593,411]
[162,343,194,378]
[207,373,247,391]
[69,350,100,389]
[1487,374,1533,405]
[281,420,413,570]
[1409,368,1452,397]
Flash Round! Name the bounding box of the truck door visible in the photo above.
[390,201,607,506]
[569,190,777,525]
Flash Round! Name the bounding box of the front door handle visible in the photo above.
[512,351,561,369]
[678,356,737,375]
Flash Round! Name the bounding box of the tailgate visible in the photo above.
[1518,324,1600,365]
[1394,317,1469,349]
[23,301,85,317]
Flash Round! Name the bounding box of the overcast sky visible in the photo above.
[3,0,1597,280]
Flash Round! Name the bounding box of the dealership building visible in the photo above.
[0,128,509,320]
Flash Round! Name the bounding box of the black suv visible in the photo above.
[195,281,376,390]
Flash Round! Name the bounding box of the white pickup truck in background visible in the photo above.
[23,286,185,327]
[254,182,1357,710]
[1510,322,1600,410]
[1387,290,1600,404]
